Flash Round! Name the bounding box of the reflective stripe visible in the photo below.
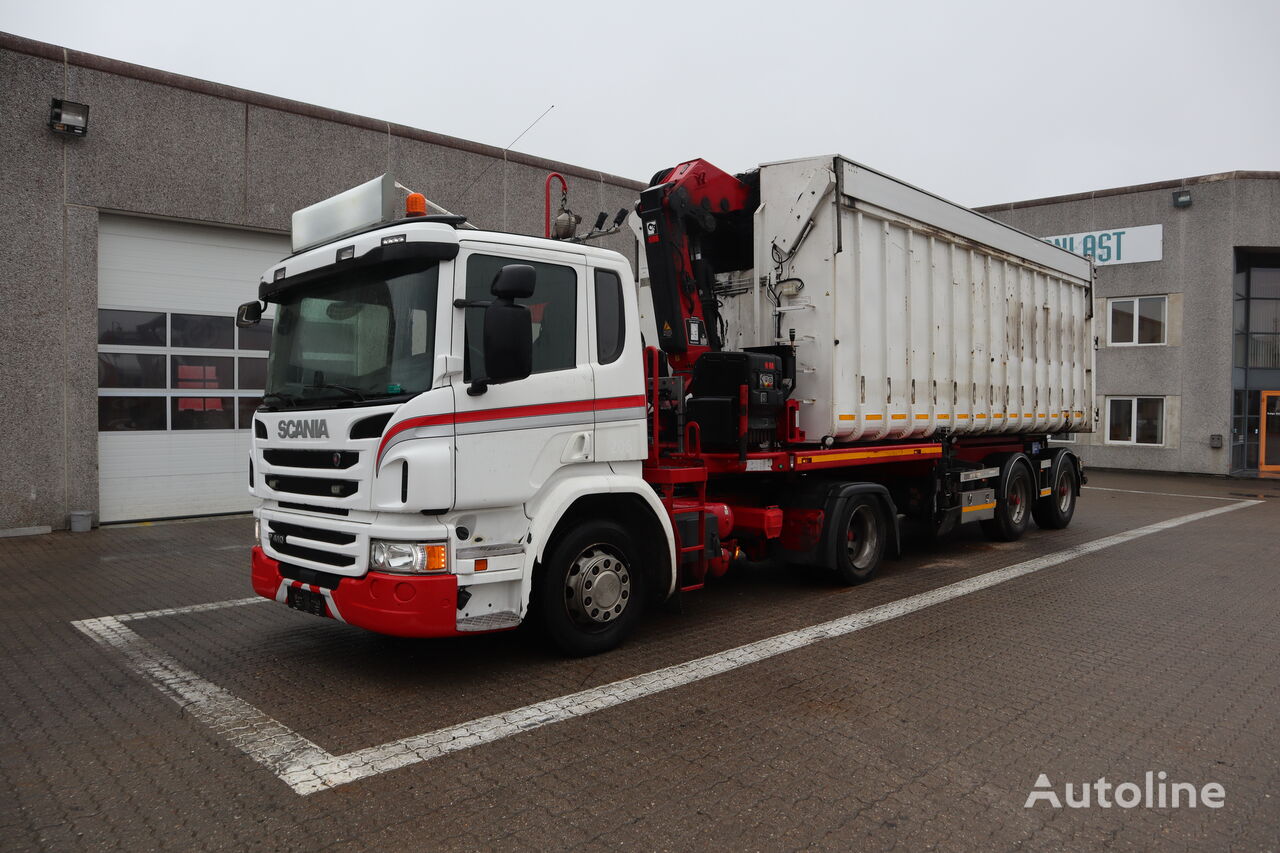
[797,445,942,465]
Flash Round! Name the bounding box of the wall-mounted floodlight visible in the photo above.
[1172,189,1192,208]
[49,99,89,136]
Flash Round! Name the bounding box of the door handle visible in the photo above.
[561,431,592,463]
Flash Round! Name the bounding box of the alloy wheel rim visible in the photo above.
[565,545,631,627]
[845,505,879,568]
[1009,479,1028,525]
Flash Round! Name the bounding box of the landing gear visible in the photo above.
[538,520,645,656]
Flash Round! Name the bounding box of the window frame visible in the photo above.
[1107,295,1167,347]
[461,252,582,381]
[592,268,626,366]
[1104,395,1165,446]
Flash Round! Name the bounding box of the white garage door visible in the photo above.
[97,216,289,522]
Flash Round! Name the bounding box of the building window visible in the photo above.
[1106,396,1164,445]
[1108,296,1166,345]
[1232,258,1280,473]
[97,309,267,431]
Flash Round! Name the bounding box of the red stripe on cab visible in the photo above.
[376,395,647,465]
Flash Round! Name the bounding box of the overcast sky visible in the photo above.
[3,0,1277,206]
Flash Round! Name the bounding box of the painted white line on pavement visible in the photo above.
[72,499,1261,796]
[1083,486,1251,501]
[114,596,266,622]
[73,614,331,782]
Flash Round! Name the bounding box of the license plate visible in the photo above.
[285,586,329,618]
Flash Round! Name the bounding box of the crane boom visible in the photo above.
[635,159,755,376]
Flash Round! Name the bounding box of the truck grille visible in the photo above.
[264,474,358,498]
[278,501,348,516]
[267,520,357,568]
[278,561,344,590]
[263,449,359,469]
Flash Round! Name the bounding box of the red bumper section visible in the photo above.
[251,546,469,638]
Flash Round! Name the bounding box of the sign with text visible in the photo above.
[1042,224,1162,266]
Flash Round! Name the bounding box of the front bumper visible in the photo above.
[252,546,471,638]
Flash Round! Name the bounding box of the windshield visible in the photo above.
[264,262,440,408]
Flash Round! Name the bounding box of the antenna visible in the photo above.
[457,104,555,203]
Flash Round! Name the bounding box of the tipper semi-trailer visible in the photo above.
[243,156,1094,655]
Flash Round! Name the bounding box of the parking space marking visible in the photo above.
[73,499,1260,796]
[1083,486,1250,501]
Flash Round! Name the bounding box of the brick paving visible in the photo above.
[1,470,1278,851]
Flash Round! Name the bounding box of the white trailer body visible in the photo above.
[706,155,1096,443]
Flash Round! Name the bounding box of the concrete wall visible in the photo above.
[981,175,1280,475]
[0,33,644,532]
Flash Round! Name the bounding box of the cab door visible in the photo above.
[587,262,647,463]
[451,244,594,508]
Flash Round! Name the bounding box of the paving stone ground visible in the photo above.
[1,470,1278,851]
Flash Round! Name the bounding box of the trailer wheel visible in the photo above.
[981,462,1033,541]
[537,520,646,656]
[1032,459,1078,530]
[832,496,887,585]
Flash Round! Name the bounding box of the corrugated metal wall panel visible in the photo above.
[741,156,1094,443]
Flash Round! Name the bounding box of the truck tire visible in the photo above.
[981,461,1033,542]
[537,520,646,656]
[1032,459,1078,530]
[832,496,887,585]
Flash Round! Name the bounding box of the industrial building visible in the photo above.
[2,29,1277,534]
[979,173,1280,478]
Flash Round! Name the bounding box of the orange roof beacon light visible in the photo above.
[405,192,427,217]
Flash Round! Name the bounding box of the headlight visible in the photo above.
[368,540,448,574]
[254,518,260,545]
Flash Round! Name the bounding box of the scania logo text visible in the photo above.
[277,419,330,439]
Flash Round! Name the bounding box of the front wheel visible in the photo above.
[537,520,646,656]
[1033,460,1078,529]
[981,462,1033,542]
[832,496,887,585]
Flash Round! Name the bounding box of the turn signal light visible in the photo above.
[424,544,447,571]
[405,193,427,217]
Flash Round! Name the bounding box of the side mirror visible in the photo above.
[491,263,535,300]
[468,265,534,395]
[236,300,264,328]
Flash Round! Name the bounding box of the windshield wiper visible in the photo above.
[262,391,302,407]
[306,383,367,402]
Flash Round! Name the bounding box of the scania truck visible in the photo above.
[243,157,1093,655]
